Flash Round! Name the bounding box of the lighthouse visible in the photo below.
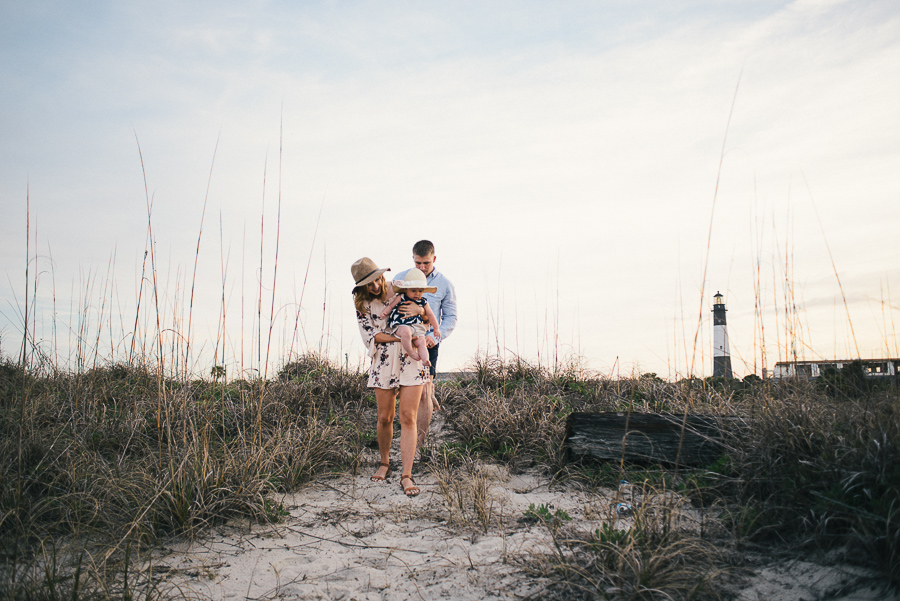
[712,291,733,379]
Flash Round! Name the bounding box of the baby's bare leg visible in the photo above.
[414,336,431,367]
[397,326,420,360]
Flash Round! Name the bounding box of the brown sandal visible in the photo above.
[401,474,420,497]
[371,462,391,482]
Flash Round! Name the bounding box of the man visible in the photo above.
[394,240,457,452]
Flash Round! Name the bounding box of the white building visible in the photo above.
[770,358,900,380]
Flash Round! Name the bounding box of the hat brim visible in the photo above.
[394,284,438,294]
[353,268,390,289]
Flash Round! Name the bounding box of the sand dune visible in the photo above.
[148,415,894,601]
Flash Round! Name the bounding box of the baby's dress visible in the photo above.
[387,293,429,337]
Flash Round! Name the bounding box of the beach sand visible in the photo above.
[150,466,573,600]
[147,414,895,601]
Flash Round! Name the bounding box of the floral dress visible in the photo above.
[357,298,427,389]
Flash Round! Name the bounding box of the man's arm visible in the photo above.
[437,280,457,339]
[398,300,425,318]
[423,302,441,341]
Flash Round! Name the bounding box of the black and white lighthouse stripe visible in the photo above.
[712,291,733,379]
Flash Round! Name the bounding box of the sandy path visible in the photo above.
[150,466,601,600]
[151,472,897,601]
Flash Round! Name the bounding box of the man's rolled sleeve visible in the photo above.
[438,282,457,339]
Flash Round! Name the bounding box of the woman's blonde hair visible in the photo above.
[353,275,388,314]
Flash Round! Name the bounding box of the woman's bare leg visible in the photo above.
[397,384,423,481]
[373,388,397,479]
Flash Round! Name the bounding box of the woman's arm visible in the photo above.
[374,332,400,344]
[357,309,379,351]
[357,302,399,354]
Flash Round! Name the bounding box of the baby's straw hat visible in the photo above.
[351,257,390,289]
[393,268,437,293]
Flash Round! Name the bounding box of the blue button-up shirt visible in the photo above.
[394,267,457,340]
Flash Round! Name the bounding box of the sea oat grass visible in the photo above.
[429,451,505,533]
[440,358,899,585]
[6,347,899,595]
[714,380,900,583]
[524,483,730,601]
[440,357,737,472]
[0,540,163,601]
[1,353,370,578]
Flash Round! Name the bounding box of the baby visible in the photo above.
[380,268,442,366]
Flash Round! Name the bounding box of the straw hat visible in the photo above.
[393,268,437,293]
[351,257,390,289]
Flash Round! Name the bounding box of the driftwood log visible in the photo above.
[564,412,730,467]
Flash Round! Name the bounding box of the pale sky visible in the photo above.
[2,0,899,379]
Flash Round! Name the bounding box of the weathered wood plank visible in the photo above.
[564,412,729,467]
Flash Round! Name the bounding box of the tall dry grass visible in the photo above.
[718,378,900,583]
[0,353,372,600]
[430,356,900,590]
[432,355,737,472]
[525,486,728,601]
[4,340,899,598]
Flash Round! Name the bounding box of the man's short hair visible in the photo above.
[413,240,435,257]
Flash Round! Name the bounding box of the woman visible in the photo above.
[352,257,426,497]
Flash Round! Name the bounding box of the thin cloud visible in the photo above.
[1,1,898,375]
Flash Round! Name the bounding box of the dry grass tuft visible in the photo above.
[524,483,730,601]
[430,453,501,533]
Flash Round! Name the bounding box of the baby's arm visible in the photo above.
[379,292,403,319]
[423,302,441,340]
